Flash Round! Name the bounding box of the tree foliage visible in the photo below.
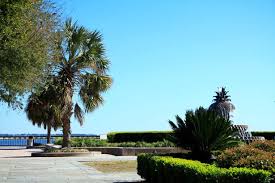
[25,77,62,143]
[0,0,59,107]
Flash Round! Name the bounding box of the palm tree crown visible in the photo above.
[25,79,62,143]
[53,18,112,147]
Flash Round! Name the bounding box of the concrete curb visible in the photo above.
[31,151,101,157]
[74,147,188,156]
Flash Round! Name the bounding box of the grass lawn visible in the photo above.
[84,160,137,173]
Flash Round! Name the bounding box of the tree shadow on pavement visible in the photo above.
[114,181,146,183]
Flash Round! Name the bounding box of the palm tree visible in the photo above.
[169,107,239,162]
[209,87,235,120]
[25,82,62,143]
[53,19,112,147]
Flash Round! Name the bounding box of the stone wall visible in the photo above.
[75,147,187,156]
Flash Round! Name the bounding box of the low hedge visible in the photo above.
[107,131,173,143]
[55,137,175,147]
[251,131,275,140]
[137,154,272,183]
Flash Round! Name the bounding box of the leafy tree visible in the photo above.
[25,78,62,143]
[53,19,112,147]
[209,87,235,120]
[0,0,58,107]
[169,107,239,162]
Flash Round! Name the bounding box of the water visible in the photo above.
[0,134,98,146]
[0,139,55,146]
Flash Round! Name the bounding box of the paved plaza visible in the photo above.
[0,147,143,183]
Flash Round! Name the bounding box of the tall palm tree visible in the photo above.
[169,107,239,162]
[209,87,235,120]
[25,81,62,143]
[53,19,112,147]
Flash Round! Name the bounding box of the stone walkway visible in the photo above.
[0,148,143,183]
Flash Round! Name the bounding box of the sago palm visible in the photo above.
[53,19,112,147]
[169,107,239,162]
[209,87,235,120]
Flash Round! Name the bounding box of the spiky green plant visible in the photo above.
[169,107,239,162]
[209,87,235,120]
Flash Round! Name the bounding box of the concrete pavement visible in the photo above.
[0,148,143,183]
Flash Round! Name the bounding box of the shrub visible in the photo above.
[216,141,275,182]
[137,154,272,183]
[216,141,275,171]
[55,137,175,147]
[55,137,62,145]
[107,131,173,143]
[114,139,175,147]
[45,148,89,153]
[251,132,275,140]
[169,107,240,162]
[55,137,108,147]
[250,140,275,153]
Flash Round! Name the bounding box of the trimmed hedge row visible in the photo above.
[54,137,175,147]
[107,131,173,143]
[252,131,275,140]
[137,154,272,183]
[107,131,275,142]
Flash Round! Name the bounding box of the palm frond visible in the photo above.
[79,91,104,112]
[25,79,63,132]
[81,74,112,93]
[74,32,107,72]
[169,107,240,162]
[74,103,84,126]
[168,120,178,131]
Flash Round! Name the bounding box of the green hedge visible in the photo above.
[54,137,175,147]
[252,131,275,140]
[107,131,173,143]
[137,154,272,183]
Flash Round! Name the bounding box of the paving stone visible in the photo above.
[0,148,143,183]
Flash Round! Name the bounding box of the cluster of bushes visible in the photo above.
[45,148,89,153]
[251,131,275,140]
[216,140,275,181]
[107,131,173,143]
[136,106,274,182]
[136,90,275,182]
[54,137,175,147]
[137,154,272,183]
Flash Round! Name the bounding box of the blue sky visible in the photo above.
[0,0,274,134]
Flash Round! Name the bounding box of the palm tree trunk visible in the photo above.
[47,124,51,144]
[61,84,73,148]
[62,117,71,147]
